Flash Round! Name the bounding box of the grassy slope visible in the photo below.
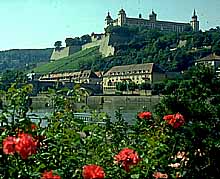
[33,46,101,74]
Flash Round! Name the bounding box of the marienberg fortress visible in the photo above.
[105,9,199,32]
[51,9,199,60]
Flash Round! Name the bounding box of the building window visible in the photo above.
[108,80,112,86]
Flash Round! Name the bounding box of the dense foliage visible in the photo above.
[101,26,220,72]
[65,35,91,47]
[0,66,220,178]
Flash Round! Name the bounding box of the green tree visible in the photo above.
[212,40,220,55]
[128,81,137,94]
[80,34,92,44]
[139,82,151,90]
[0,70,26,91]
[65,38,74,47]
[116,82,127,92]
[54,41,62,50]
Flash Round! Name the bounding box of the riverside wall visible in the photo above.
[30,95,162,112]
[87,95,161,111]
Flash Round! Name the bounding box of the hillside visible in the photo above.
[0,48,53,73]
[103,26,220,72]
[32,26,220,74]
[33,46,102,74]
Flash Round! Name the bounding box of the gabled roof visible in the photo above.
[196,54,220,62]
[103,63,164,77]
[39,70,99,80]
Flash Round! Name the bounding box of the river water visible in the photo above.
[30,95,162,125]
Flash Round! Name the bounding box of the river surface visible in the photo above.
[31,95,161,125]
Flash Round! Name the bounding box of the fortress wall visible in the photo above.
[99,35,115,57]
[50,47,70,61]
[50,46,81,61]
[69,45,82,54]
[82,35,115,57]
[82,40,102,50]
[99,33,132,57]
[108,34,132,45]
[50,33,133,60]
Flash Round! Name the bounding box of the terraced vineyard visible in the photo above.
[33,46,102,74]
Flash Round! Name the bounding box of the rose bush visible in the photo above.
[0,65,220,178]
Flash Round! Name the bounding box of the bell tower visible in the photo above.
[190,9,199,32]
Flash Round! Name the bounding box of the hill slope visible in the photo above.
[0,48,53,72]
[33,46,102,74]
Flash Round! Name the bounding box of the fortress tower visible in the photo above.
[105,12,113,27]
[190,9,199,32]
[149,10,157,22]
[118,9,126,26]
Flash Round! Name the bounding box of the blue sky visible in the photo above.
[0,0,220,51]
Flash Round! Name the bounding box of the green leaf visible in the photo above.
[131,174,140,178]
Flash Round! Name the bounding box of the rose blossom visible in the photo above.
[138,111,152,119]
[41,170,61,179]
[163,113,185,128]
[3,136,17,155]
[82,165,105,179]
[15,133,37,159]
[114,148,140,172]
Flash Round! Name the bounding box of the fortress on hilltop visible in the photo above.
[105,9,199,32]
[51,8,200,61]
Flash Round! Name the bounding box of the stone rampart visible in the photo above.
[50,46,81,61]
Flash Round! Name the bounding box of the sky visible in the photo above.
[0,0,220,51]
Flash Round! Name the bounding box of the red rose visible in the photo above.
[82,165,105,179]
[41,170,61,179]
[3,136,17,155]
[163,113,185,128]
[15,133,37,159]
[173,113,185,128]
[163,114,174,121]
[138,111,152,119]
[114,148,140,172]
